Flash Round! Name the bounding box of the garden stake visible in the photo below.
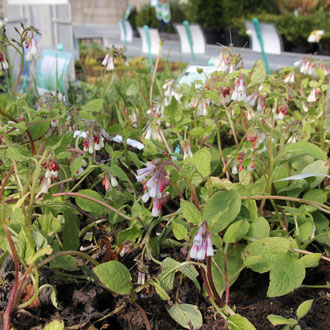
[252,18,270,74]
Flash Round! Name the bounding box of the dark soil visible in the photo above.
[0,251,329,330]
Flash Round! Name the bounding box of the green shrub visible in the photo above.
[130,2,186,33]
[233,11,330,52]
[185,0,279,31]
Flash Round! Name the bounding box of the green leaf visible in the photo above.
[54,133,74,154]
[148,280,170,301]
[189,127,204,138]
[267,254,305,297]
[62,214,80,251]
[7,145,32,161]
[178,263,200,291]
[180,163,204,185]
[212,245,245,295]
[227,314,256,330]
[250,60,267,86]
[70,157,83,176]
[246,217,270,239]
[125,81,139,96]
[180,200,202,226]
[28,245,53,265]
[81,98,104,112]
[49,255,78,271]
[28,120,50,140]
[117,225,140,245]
[203,190,241,234]
[164,97,182,123]
[158,257,180,291]
[0,203,12,221]
[75,189,108,215]
[224,220,250,244]
[19,225,36,264]
[189,148,211,177]
[242,237,291,273]
[43,320,64,330]
[108,164,129,182]
[93,261,132,295]
[285,142,327,161]
[172,222,188,240]
[300,253,321,268]
[301,160,329,189]
[296,299,313,320]
[167,303,203,329]
[267,314,297,326]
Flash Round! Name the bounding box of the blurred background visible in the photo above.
[1,0,329,54]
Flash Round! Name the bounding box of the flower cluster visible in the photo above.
[101,172,118,191]
[231,75,247,102]
[190,221,214,261]
[162,79,182,107]
[307,87,321,103]
[83,133,104,154]
[275,104,288,120]
[181,141,193,160]
[283,71,295,84]
[40,159,59,193]
[26,36,38,61]
[136,160,170,217]
[214,51,229,71]
[232,152,245,174]
[102,53,115,71]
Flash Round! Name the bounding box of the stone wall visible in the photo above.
[70,0,149,25]
[0,0,149,24]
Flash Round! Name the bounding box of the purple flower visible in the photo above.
[189,221,214,261]
[231,75,247,102]
[136,160,171,217]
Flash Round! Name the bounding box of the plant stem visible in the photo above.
[133,301,151,330]
[10,49,25,97]
[0,165,14,200]
[149,41,163,112]
[206,256,225,307]
[294,248,330,262]
[37,250,100,269]
[51,192,134,221]
[241,195,330,214]
[200,265,213,298]
[3,224,19,330]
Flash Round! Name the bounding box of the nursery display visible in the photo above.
[0,24,329,330]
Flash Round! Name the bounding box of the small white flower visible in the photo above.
[307,88,317,103]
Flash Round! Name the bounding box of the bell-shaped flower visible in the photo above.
[307,87,318,103]
[189,221,214,261]
[231,75,247,102]
[0,51,9,70]
[284,71,295,84]
[136,160,171,217]
[26,37,38,61]
[246,92,258,107]
[275,104,288,121]
[214,51,228,71]
[163,79,182,106]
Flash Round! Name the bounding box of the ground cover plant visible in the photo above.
[0,24,329,329]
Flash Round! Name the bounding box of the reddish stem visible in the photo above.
[133,301,151,330]
[222,254,230,304]
[3,224,19,330]
[0,165,14,200]
[206,256,225,307]
[200,265,213,299]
